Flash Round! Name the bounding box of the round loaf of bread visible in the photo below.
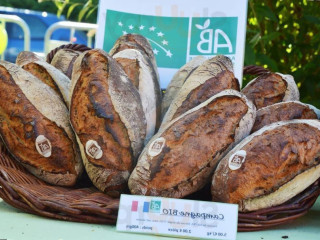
[251,101,318,132]
[160,55,240,128]
[70,49,146,197]
[16,51,71,107]
[241,72,299,109]
[113,49,160,144]
[211,119,320,212]
[161,56,206,119]
[0,61,83,186]
[129,90,255,198]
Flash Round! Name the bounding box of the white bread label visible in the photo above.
[228,150,246,170]
[148,137,166,157]
[86,140,103,159]
[35,135,52,158]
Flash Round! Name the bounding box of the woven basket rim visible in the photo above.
[0,142,319,231]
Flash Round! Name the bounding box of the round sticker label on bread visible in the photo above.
[148,137,166,157]
[228,150,246,170]
[35,135,52,158]
[86,140,103,159]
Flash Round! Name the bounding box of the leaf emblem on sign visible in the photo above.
[195,19,210,30]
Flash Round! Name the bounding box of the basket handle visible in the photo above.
[243,65,270,76]
[46,44,92,63]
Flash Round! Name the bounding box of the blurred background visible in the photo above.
[0,0,319,107]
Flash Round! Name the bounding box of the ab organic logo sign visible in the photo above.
[190,17,237,58]
[104,10,238,68]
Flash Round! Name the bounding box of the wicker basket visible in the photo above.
[0,45,319,231]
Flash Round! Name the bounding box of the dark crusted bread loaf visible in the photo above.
[129,90,255,198]
[0,61,83,186]
[161,56,206,118]
[211,119,320,212]
[16,51,71,107]
[241,72,299,109]
[70,49,146,197]
[251,101,318,132]
[161,55,240,128]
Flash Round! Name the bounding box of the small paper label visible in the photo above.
[148,137,166,157]
[35,135,52,158]
[228,150,246,170]
[117,194,238,240]
[86,140,103,159]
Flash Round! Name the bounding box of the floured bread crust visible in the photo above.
[70,49,146,196]
[129,90,255,198]
[241,73,299,109]
[113,49,158,144]
[110,34,162,131]
[0,61,82,186]
[212,119,320,212]
[16,51,71,107]
[161,55,240,128]
[252,101,317,132]
[161,56,206,118]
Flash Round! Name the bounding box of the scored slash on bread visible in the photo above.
[211,119,320,212]
[251,101,318,132]
[161,56,207,119]
[160,55,240,128]
[70,49,146,197]
[16,51,72,108]
[113,49,159,144]
[0,61,83,186]
[129,90,256,198]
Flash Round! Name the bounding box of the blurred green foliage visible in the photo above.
[245,0,320,107]
[1,0,320,106]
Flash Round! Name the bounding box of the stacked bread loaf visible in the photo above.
[0,33,319,214]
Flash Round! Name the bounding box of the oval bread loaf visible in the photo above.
[16,51,71,107]
[241,72,299,109]
[211,119,320,212]
[113,49,159,143]
[70,49,146,197]
[161,56,206,118]
[252,101,318,132]
[161,55,240,128]
[110,34,162,130]
[0,61,83,186]
[129,90,255,198]
[49,48,81,78]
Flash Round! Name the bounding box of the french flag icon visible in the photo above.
[131,201,138,212]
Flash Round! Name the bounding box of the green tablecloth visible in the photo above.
[0,197,319,240]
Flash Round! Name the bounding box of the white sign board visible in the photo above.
[96,0,248,88]
[117,194,238,240]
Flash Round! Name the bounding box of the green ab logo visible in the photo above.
[190,17,238,57]
[150,200,161,213]
[195,19,233,54]
[104,10,238,68]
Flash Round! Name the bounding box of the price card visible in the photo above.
[116,194,238,240]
